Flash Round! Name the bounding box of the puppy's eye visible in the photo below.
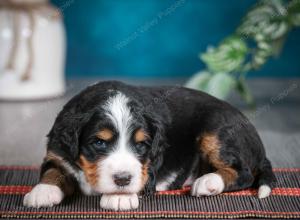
[133,141,149,155]
[136,141,148,148]
[94,139,107,149]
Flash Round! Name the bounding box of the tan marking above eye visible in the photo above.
[96,128,113,141]
[134,129,149,143]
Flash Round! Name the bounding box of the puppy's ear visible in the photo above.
[47,109,91,160]
[144,111,170,171]
[141,111,170,194]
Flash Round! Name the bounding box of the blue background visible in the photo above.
[51,0,300,78]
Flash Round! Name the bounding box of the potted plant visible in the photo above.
[185,0,300,107]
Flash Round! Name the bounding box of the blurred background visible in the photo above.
[54,0,300,78]
[0,0,299,167]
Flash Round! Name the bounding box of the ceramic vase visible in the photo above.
[0,0,66,100]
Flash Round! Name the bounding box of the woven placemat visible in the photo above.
[0,166,299,219]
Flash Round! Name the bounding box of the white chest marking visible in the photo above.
[60,160,95,195]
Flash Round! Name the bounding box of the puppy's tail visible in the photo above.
[256,158,276,199]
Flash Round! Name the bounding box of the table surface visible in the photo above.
[0,78,299,167]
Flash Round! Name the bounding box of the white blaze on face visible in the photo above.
[96,92,143,194]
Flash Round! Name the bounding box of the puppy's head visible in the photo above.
[78,92,153,194]
[48,89,164,195]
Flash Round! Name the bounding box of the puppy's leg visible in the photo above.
[191,133,254,197]
[24,154,76,208]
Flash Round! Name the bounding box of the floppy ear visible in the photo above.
[144,110,170,167]
[142,110,171,194]
[47,109,92,160]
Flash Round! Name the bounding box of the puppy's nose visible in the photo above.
[113,172,132,186]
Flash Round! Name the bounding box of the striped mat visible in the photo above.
[0,166,300,219]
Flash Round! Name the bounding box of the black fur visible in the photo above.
[46,80,276,194]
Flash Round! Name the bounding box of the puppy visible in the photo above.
[23,81,276,210]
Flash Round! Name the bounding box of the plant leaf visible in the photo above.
[200,36,248,74]
[184,71,212,90]
[237,0,289,40]
[236,77,255,107]
[288,0,300,26]
[205,73,236,100]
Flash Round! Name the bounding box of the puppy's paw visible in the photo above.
[23,184,64,208]
[100,194,139,210]
[191,173,224,197]
[258,185,272,199]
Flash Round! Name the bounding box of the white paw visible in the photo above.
[191,173,224,197]
[100,194,139,210]
[258,185,271,199]
[23,184,64,208]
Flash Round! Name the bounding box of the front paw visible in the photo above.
[100,194,139,210]
[23,184,64,208]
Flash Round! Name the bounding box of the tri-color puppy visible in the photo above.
[23,81,276,210]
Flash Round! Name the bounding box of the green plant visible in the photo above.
[185,0,300,107]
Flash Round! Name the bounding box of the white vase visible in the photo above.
[0,0,66,100]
